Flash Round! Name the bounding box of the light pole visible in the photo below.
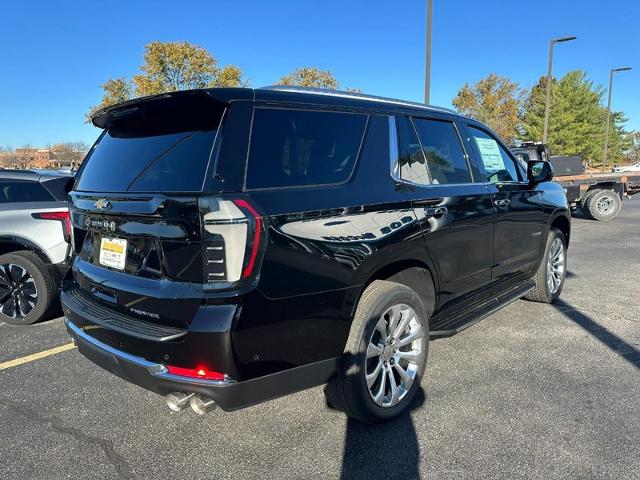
[602,67,632,172]
[542,36,577,144]
[424,0,432,104]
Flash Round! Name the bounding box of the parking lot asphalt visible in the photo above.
[1,200,639,480]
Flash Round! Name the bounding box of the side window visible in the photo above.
[360,115,390,172]
[467,126,521,183]
[412,118,471,184]
[0,180,54,203]
[246,108,368,189]
[397,116,429,185]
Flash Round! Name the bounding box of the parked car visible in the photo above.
[613,161,640,173]
[62,87,570,423]
[0,170,73,324]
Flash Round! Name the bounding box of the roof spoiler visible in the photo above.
[91,88,253,129]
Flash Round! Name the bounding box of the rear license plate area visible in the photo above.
[99,237,127,270]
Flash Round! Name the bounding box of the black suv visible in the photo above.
[62,87,570,423]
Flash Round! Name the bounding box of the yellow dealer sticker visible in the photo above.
[99,237,127,270]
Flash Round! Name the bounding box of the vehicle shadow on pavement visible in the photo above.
[339,388,425,480]
[553,299,640,369]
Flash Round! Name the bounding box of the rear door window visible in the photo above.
[0,180,55,203]
[412,118,471,184]
[246,108,368,189]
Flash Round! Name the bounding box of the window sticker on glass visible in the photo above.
[474,137,505,172]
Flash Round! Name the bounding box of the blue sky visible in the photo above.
[1,0,638,147]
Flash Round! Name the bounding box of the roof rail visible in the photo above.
[259,85,457,114]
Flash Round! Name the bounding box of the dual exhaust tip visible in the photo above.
[166,392,216,415]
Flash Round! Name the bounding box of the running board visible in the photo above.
[429,281,535,337]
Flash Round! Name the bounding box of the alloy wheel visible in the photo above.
[546,238,565,295]
[0,264,38,319]
[365,304,424,408]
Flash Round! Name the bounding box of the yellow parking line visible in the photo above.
[0,343,76,371]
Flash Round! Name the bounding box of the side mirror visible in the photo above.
[527,160,554,185]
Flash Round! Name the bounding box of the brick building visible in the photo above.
[0,144,87,170]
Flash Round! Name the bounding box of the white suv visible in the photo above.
[0,170,73,324]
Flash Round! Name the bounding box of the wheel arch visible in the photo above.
[586,182,624,199]
[351,258,438,321]
[549,213,571,247]
[0,235,52,265]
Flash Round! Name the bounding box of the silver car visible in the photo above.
[0,170,73,324]
[612,161,640,173]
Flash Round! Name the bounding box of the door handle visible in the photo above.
[425,206,448,217]
[494,199,511,207]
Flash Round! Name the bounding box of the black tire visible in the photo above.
[585,189,622,221]
[0,251,56,325]
[324,280,429,424]
[579,190,598,219]
[525,228,567,303]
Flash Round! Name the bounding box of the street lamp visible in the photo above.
[424,0,433,104]
[542,36,577,144]
[602,67,632,172]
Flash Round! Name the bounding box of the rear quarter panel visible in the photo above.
[0,201,69,263]
[229,114,432,376]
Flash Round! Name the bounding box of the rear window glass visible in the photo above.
[246,109,367,189]
[412,118,471,184]
[76,112,222,192]
[397,116,430,185]
[0,180,54,203]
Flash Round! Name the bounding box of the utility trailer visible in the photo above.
[511,142,640,221]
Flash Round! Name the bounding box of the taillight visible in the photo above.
[165,365,225,381]
[199,197,264,289]
[32,211,72,243]
[233,199,262,278]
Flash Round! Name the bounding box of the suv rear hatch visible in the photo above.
[67,91,261,335]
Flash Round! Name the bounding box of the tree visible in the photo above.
[214,65,245,88]
[625,131,640,163]
[521,70,629,166]
[86,77,132,121]
[452,74,523,143]
[277,67,339,89]
[0,146,17,168]
[51,142,90,167]
[132,41,245,96]
[88,41,246,120]
[603,111,632,166]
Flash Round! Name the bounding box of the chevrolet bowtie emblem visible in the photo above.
[95,198,112,211]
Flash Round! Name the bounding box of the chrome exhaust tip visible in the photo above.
[166,392,195,412]
[190,395,217,416]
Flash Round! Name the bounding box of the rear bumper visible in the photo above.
[64,318,240,409]
[65,317,338,411]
